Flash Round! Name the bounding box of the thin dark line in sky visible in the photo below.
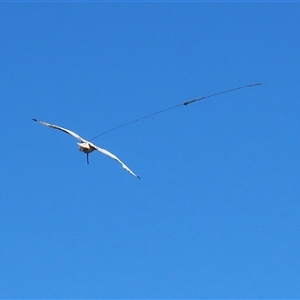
[90,82,262,141]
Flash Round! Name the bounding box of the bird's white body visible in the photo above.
[77,142,96,153]
[33,119,140,179]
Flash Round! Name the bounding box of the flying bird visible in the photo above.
[32,119,140,179]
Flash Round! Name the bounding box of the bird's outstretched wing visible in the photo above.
[32,119,86,142]
[91,142,140,179]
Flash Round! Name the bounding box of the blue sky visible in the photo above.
[1,2,300,299]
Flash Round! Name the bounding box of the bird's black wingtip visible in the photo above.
[32,118,37,122]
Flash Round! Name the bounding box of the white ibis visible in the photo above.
[32,119,140,179]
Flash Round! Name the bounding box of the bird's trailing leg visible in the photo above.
[86,153,89,165]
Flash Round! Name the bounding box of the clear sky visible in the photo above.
[1,2,299,299]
